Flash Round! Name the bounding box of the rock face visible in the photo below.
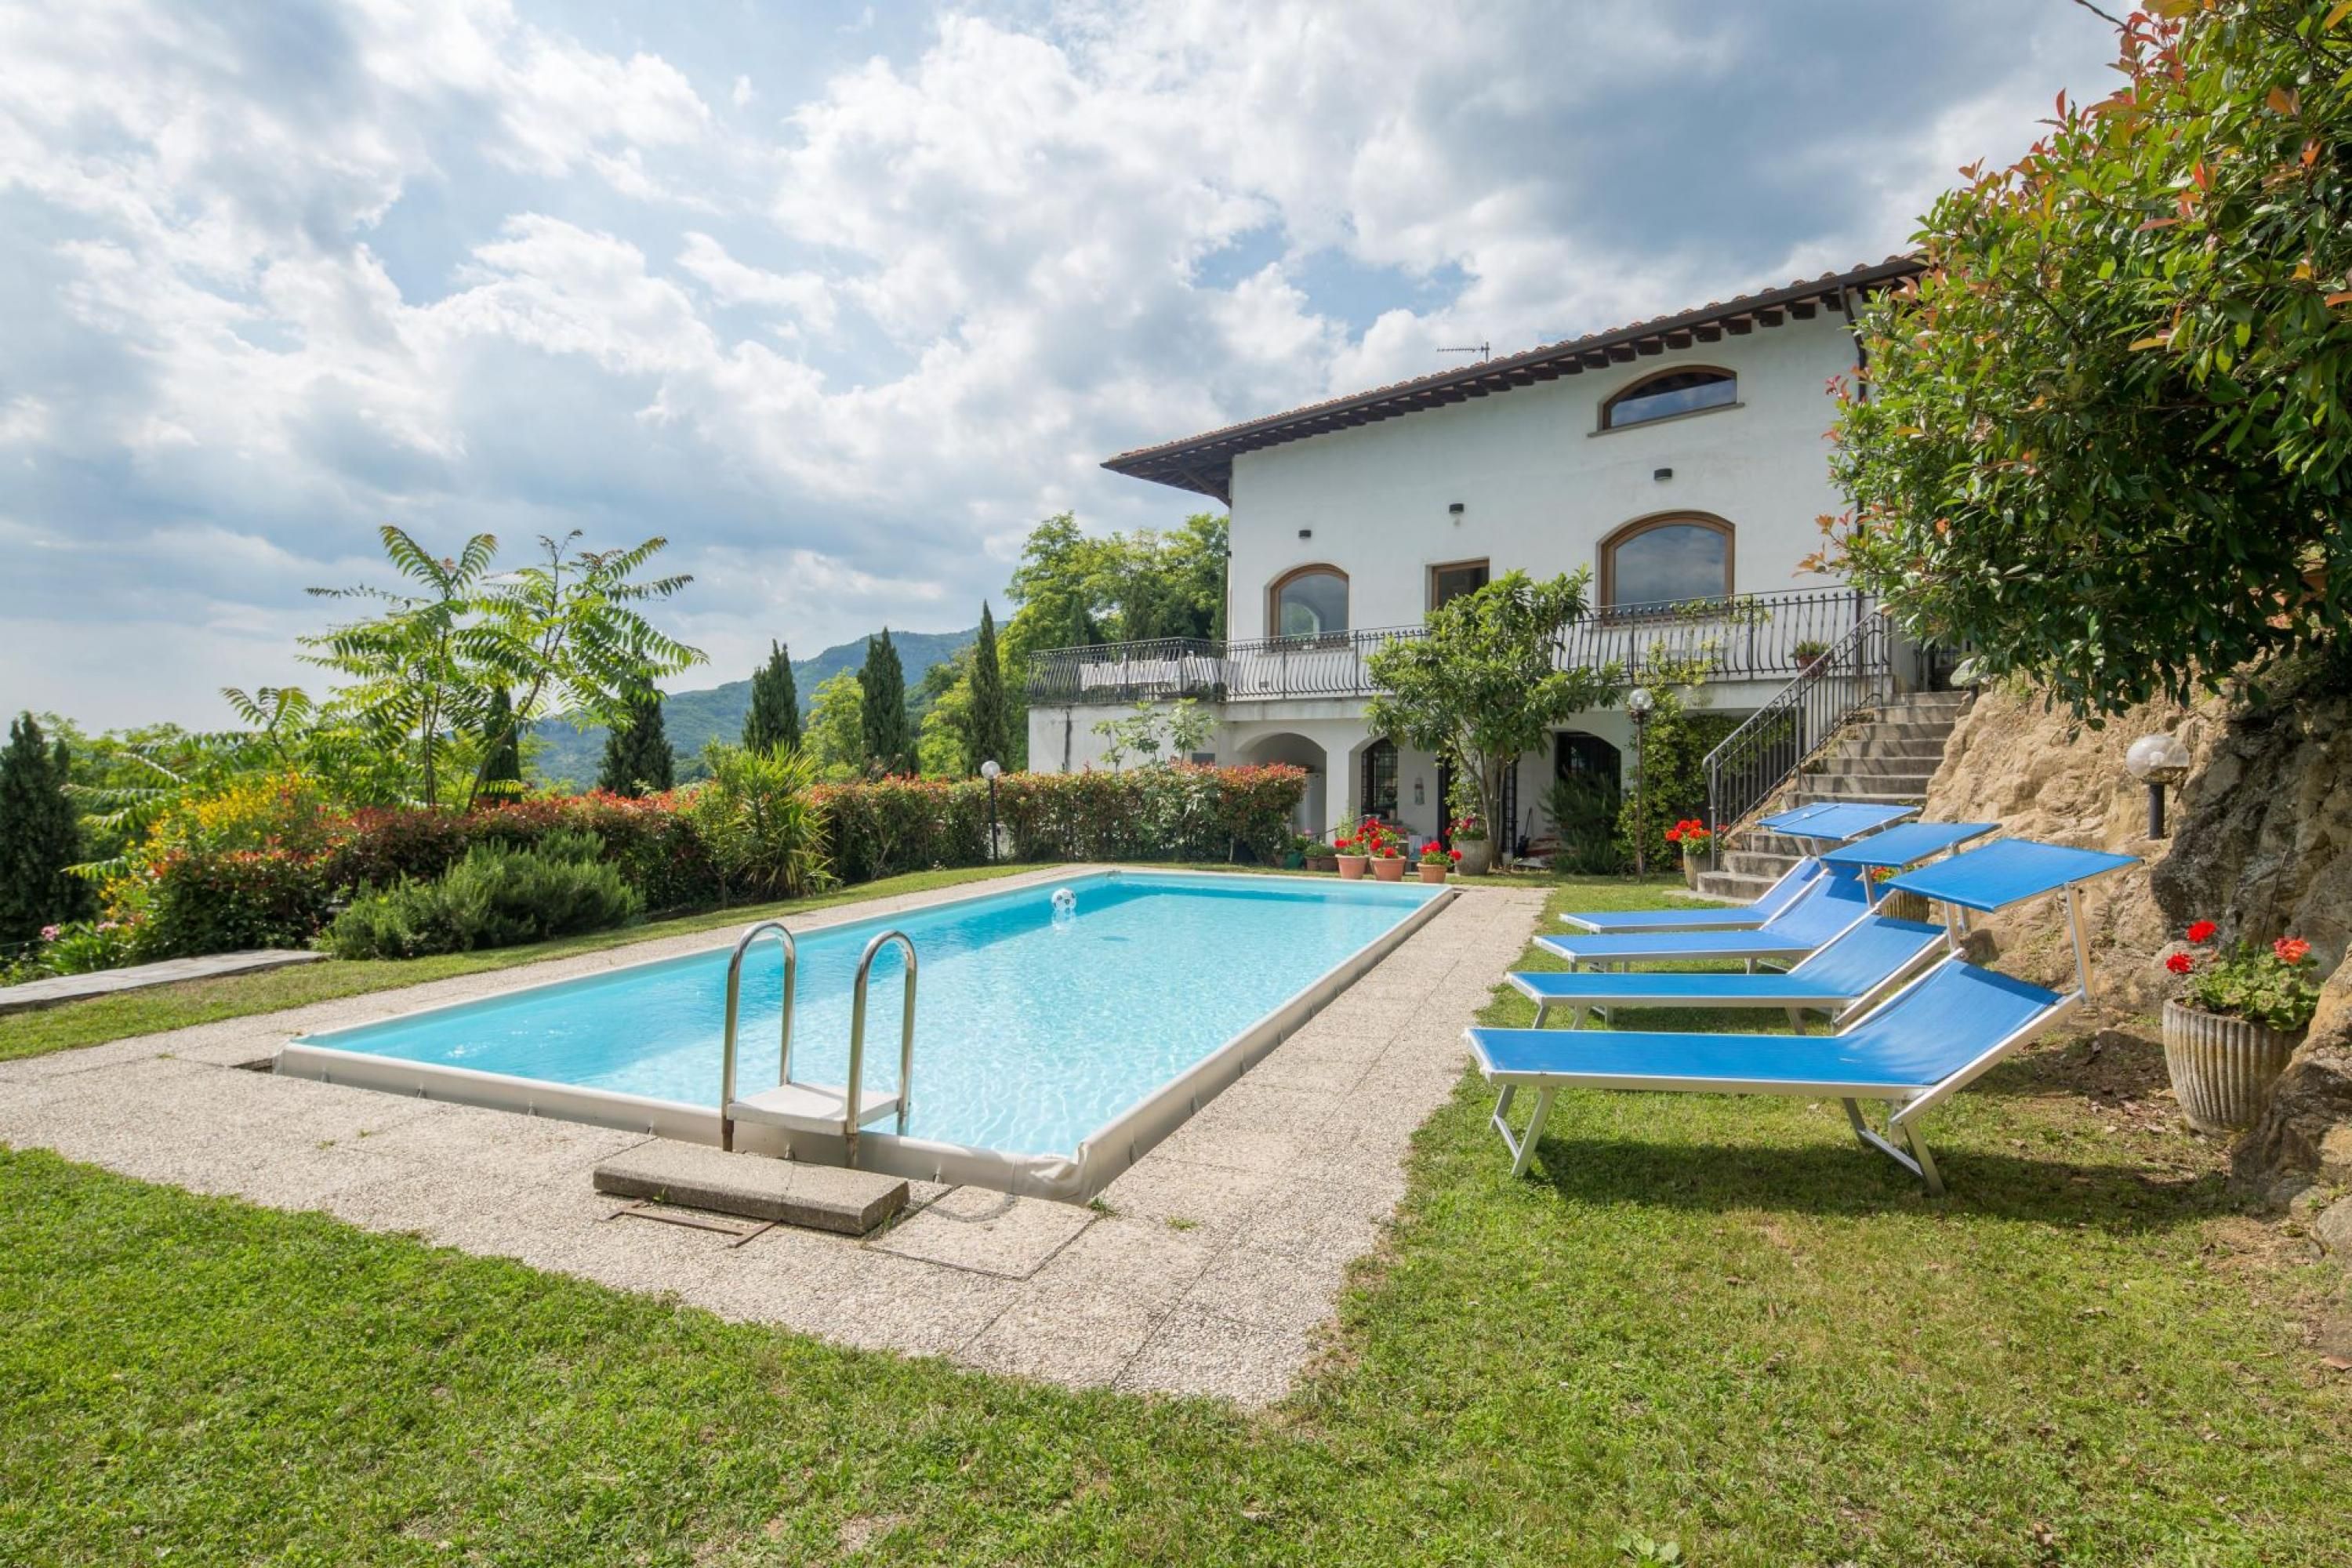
[1922,665,2352,1202]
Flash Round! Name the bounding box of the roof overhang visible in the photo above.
[1102,255,1924,503]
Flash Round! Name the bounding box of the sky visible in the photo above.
[0,0,2123,728]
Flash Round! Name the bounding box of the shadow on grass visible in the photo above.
[1507,1125,2222,1234]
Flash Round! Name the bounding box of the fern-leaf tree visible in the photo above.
[0,713,92,944]
[743,640,801,754]
[599,692,674,797]
[860,630,911,776]
[967,602,1011,775]
[480,688,524,797]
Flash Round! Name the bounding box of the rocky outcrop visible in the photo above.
[2233,964,2352,1204]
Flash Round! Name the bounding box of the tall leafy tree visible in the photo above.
[0,713,91,944]
[1824,2,2352,717]
[479,688,524,797]
[806,671,866,780]
[860,630,911,775]
[742,640,802,754]
[1365,572,1620,844]
[598,693,674,797]
[967,601,1011,773]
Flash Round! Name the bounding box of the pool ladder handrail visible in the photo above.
[717,921,917,1167]
[719,920,797,1153]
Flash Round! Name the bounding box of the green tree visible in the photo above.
[0,713,92,944]
[742,640,801,754]
[860,630,911,775]
[1823,2,2352,717]
[1364,571,1619,844]
[967,601,1012,774]
[479,688,524,797]
[806,670,866,781]
[913,651,974,777]
[1612,650,1737,873]
[598,693,673,797]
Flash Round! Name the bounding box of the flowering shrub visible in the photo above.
[1662,818,1713,854]
[1418,840,1461,867]
[2163,922,2323,1033]
[1447,811,1488,844]
[34,919,140,976]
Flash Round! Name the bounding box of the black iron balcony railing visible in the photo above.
[1023,586,1878,706]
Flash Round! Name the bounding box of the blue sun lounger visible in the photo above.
[1473,837,2140,1192]
[1556,804,1920,936]
[1537,864,1874,971]
[1510,912,1946,1029]
[1817,820,1997,903]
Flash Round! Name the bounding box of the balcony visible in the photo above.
[1023,586,1878,706]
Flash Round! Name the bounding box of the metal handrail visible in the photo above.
[1701,608,1893,863]
[719,920,797,1153]
[844,929,917,1167]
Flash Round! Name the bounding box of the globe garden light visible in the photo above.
[981,759,1003,861]
[2124,732,2192,839]
[1627,688,1655,878]
[979,760,1002,780]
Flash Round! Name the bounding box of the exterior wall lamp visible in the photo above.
[2124,733,2190,839]
[1627,687,1656,879]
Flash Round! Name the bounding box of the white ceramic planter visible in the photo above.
[2161,999,2302,1134]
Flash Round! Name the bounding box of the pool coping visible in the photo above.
[276,867,1454,1202]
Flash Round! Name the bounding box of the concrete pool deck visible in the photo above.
[0,868,1544,1406]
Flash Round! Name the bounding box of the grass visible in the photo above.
[2,874,2348,1564]
[0,863,1053,1065]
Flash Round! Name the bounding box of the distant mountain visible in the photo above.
[528,626,977,788]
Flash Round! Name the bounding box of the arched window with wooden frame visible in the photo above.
[1599,365,1737,431]
[1599,512,1734,609]
[1268,564,1349,639]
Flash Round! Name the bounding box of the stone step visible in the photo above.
[1786,788,1928,808]
[1849,719,1958,743]
[1724,849,1799,878]
[593,1139,909,1235]
[1695,870,1777,901]
[1838,735,1951,760]
[1878,691,1972,713]
[1808,753,1945,779]
[1804,771,1938,798]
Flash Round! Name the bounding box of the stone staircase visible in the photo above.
[1694,690,1971,902]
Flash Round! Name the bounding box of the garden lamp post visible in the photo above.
[2124,733,2190,839]
[1627,687,1655,879]
[980,759,1002,862]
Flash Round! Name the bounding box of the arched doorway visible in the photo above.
[1240,732,1328,838]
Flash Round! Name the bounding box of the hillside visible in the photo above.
[529,626,975,787]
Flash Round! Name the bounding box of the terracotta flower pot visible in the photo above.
[2161,999,2303,1134]
[1417,862,1449,884]
[1337,855,1369,880]
[1373,855,1406,882]
[1305,855,1339,874]
[1453,837,1492,876]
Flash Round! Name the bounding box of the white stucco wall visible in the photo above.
[1225,317,1857,637]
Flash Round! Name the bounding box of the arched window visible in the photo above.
[1601,367,1737,430]
[1269,564,1348,638]
[1601,514,1734,608]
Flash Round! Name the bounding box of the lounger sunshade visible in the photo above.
[1556,857,1821,935]
[1879,839,2138,912]
[1511,914,1944,1028]
[1540,865,1872,969]
[1469,960,2074,1192]
[1759,802,1918,841]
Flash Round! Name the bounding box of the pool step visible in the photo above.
[593,1138,908,1236]
[728,1080,902,1133]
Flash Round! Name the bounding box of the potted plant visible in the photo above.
[1364,816,1408,881]
[1793,638,1831,674]
[1449,811,1492,876]
[1868,865,1931,923]
[1663,818,1711,887]
[1304,833,1339,875]
[2158,922,2322,1133]
[1417,840,1460,884]
[1334,816,1369,880]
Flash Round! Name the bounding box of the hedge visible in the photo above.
[128,765,1305,958]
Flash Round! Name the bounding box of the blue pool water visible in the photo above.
[299,872,1439,1157]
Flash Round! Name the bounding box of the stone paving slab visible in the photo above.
[0,871,1544,1406]
[0,948,325,1014]
[593,1139,908,1235]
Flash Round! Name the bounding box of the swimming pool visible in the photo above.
[278,869,1452,1199]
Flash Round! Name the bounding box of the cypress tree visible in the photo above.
[0,713,91,945]
[967,602,1011,776]
[480,688,524,795]
[859,630,911,776]
[598,692,675,797]
[742,640,802,754]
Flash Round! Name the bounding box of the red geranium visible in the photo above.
[2165,952,2194,975]
[2275,936,2312,965]
[2185,920,2218,944]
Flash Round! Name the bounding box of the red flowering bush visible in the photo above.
[2162,920,2323,1033]
[1662,818,1713,852]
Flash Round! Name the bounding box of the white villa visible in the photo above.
[1025,256,1938,852]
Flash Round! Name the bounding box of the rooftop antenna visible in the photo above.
[1437,341,1490,363]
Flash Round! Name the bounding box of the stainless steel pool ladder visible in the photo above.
[718,922,916,1167]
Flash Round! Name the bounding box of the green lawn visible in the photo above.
[0,863,1053,1064]
[2,874,2347,1565]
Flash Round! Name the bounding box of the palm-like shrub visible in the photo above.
[688,744,834,899]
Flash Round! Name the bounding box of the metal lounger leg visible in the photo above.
[1842,1098,1944,1196]
[1490,1085,1555,1178]
[1534,999,1550,1029]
